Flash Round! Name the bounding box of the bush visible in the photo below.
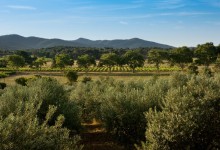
[27,77,81,131]
[203,67,213,77]
[65,71,78,84]
[187,63,199,75]
[0,83,83,150]
[0,73,8,78]
[5,71,16,75]
[0,102,82,150]
[15,77,28,86]
[1,77,81,132]
[0,83,6,89]
[100,78,170,146]
[70,77,170,146]
[70,81,102,122]
[82,76,92,83]
[139,75,220,150]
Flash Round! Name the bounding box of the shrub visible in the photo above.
[26,77,81,131]
[82,76,92,83]
[15,77,28,86]
[70,77,172,146]
[187,63,199,75]
[169,72,190,88]
[100,78,170,146]
[203,67,213,77]
[0,73,8,78]
[0,101,83,150]
[34,74,42,78]
[1,78,81,132]
[139,75,220,150]
[0,82,83,150]
[65,71,78,84]
[0,83,6,89]
[5,71,16,75]
[70,81,102,122]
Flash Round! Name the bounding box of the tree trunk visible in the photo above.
[132,68,135,73]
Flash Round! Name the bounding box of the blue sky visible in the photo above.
[0,0,220,47]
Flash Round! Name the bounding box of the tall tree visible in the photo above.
[77,54,96,72]
[7,54,25,69]
[0,57,8,68]
[216,44,220,55]
[147,49,167,71]
[170,46,193,70]
[15,50,35,66]
[33,57,47,70]
[123,50,145,73]
[100,53,118,72]
[55,54,73,69]
[194,42,217,68]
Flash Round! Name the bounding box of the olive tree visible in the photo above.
[33,57,47,70]
[139,74,220,150]
[194,42,217,68]
[170,46,193,70]
[55,54,73,69]
[123,50,145,73]
[77,54,96,72]
[100,53,118,72]
[147,49,167,71]
[7,54,25,69]
[0,78,83,150]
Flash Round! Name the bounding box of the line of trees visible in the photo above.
[0,42,220,72]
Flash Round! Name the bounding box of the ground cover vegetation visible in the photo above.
[0,72,219,149]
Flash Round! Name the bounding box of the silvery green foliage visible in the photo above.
[26,77,81,131]
[139,74,220,150]
[70,77,170,145]
[0,82,83,150]
[100,78,170,145]
[70,81,103,122]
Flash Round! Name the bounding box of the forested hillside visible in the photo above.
[0,34,173,50]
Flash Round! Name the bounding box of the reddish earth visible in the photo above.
[81,119,125,150]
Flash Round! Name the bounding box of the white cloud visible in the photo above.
[154,0,185,9]
[108,4,142,10]
[7,5,36,10]
[201,0,220,7]
[75,6,97,10]
[206,21,220,26]
[132,0,145,4]
[119,21,128,25]
[153,12,213,17]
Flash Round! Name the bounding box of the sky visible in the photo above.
[0,0,220,47]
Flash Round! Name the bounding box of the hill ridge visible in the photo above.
[0,34,173,50]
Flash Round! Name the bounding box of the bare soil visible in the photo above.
[81,120,125,150]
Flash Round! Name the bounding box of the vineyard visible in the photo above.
[0,66,181,72]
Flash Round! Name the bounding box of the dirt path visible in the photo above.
[81,119,125,150]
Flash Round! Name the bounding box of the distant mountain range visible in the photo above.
[0,34,173,50]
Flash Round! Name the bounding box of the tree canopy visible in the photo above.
[77,54,96,69]
[7,54,25,69]
[194,42,217,67]
[147,49,167,70]
[123,50,145,73]
[33,57,47,70]
[170,46,193,70]
[100,53,118,72]
[55,53,73,69]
